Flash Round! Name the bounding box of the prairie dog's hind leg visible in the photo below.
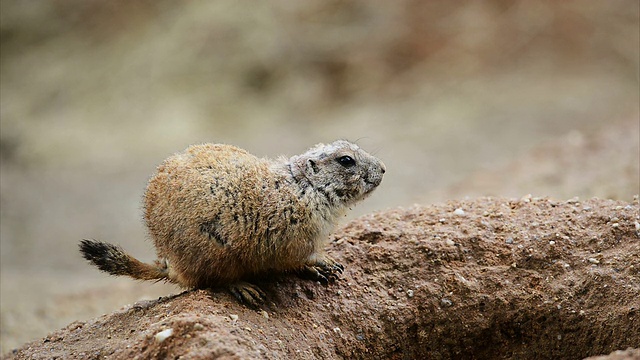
[227,282,266,308]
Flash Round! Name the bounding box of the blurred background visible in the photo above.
[1,0,638,351]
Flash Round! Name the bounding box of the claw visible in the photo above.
[317,257,344,274]
[299,256,344,284]
[228,282,266,308]
[300,265,330,284]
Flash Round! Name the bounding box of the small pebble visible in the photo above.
[439,218,446,223]
[445,239,455,246]
[154,328,173,342]
[229,314,239,321]
[441,298,453,307]
[333,327,341,333]
[193,323,205,331]
[588,258,600,264]
[407,290,414,298]
[635,222,640,231]
[261,310,269,319]
[549,241,555,245]
[505,237,514,244]
[453,208,465,216]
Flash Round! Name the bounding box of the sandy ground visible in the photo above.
[5,196,639,359]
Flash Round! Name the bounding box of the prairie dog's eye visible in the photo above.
[336,155,356,168]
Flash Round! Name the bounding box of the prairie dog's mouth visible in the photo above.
[364,173,383,188]
[365,178,381,187]
[362,180,381,195]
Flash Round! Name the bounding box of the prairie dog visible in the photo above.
[80,140,385,306]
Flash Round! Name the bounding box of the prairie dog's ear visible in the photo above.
[307,159,319,174]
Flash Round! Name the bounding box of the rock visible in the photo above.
[154,328,173,342]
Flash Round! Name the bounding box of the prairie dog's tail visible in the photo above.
[79,239,169,282]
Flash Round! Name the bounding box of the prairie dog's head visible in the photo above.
[290,140,385,206]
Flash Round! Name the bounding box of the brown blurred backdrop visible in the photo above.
[1,0,638,351]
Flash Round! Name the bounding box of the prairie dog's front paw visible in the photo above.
[301,256,344,284]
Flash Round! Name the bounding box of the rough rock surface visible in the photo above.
[5,197,639,359]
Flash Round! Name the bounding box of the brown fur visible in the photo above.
[80,140,385,303]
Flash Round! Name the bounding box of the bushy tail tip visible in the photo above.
[79,239,168,281]
[79,239,134,276]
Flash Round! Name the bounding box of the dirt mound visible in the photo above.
[5,197,639,359]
